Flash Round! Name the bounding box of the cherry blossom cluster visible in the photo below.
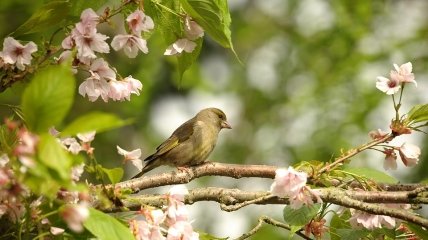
[50,127,96,157]
[349,204,410,230]
[0,37,37,71]
[376,62,416,95]
[60,8,146,102]
[370,129,421,170]
[164,16,204,56]
[270,167,322,209]
[130,185,199,240]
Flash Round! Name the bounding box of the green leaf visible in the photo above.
[61,112,131,136]
[84,208,134,240]
[283,203,321,229]
[343,167,398,184]
[180,0,238,59]
[101,167,124,184]
[37,134,73,180]
[13,1,70,36]
[406,104,428,124]
[21,64,75,133]
[405,222,428,239]
[198,231,228,240]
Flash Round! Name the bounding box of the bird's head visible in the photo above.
[197,108,232,130]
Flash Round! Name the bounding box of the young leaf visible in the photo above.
[21,64,75,133]
[179,0,237,58]
[13,1,70,36]
[84,208,134,240]
[283,204,321,230]
[343,167,397,184]
[37,134,73,180]
[61,112,131,136]
[177,38,203,81]
[406,222,428,239]
[101,167,124,184]
[406,104,428,124]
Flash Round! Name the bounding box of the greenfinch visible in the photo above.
[132,108,231,178]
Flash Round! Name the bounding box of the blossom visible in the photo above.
[111,34,148,58]
[0,154,9,167]
[167,221,199,240]
[60,203,89,232]
[270,167,321,209]
[130,219,165,240]
[1,37,37,70]
[89,58,116,81]
[368,129,389,140]
[117,146,143,171]
[77,131,96,143]
[270,167,307,197]
[109,80,131,101]
[164,39,196,56]
[61,137,82,154]
[168,185,189,202]
[50,227,65,235]
[123,75,143,95]
[398,143,420,167]
[71,164,85,181]
[349,210,395,230]
[184,16,204,40]
[383,148,397,170]
[392,62,416,85]
[78,78,110,102]
[126,10,154,35]
[376,76,400,95]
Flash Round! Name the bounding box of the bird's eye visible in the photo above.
[219,114,224,119]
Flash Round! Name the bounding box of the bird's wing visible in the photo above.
[144,118,195,161]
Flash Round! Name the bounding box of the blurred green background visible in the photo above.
[1,0,428,238]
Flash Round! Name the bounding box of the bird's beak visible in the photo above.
[221,120,232,129]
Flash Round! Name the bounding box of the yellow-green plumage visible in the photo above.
[132,108,231,179]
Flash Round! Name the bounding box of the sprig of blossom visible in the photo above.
[376,62,416,95]
[0,37,37,70]
[270,167,322,209]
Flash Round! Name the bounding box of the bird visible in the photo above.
[132,108,231,179]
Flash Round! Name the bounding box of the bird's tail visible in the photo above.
[131,159,159,179]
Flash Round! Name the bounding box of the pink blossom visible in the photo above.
[71,164,85,181]
[109,80,131,101]
[392,62,416,85]
[167,221,199,240]
[117,146,143,171]
[123,75,143,95]
[78,78,110,102]
[383,148,397,170]
[398,143,420,167]
[111,34,148,58]
[0,168,10,185]
[270,167,307,197]
[349,209,395,230]
[168,185,189,202]
[50,227,65,235]
[0,154,9,167]
[77,131,96,143]
[79,8,99,28]
[164,39,196,56]
[184,16,204,40]
[60,203,89,232]
[368,129,389,140]
[61,137,82,154]
[376,76,400,95]
[61,35,74,49]
[89,58,116,81]
[130,219,165,240]
[14,129,39,157]
[1,37,37,70]
[126,10,154,35]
